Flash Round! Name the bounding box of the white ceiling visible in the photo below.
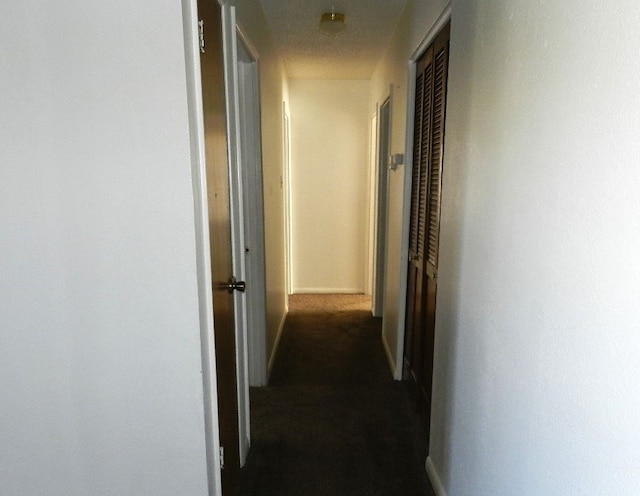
[259,0,408,79]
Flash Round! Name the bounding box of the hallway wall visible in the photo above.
[0,1,210,494]
[433,1,640,494]
[373,0,640,495]
[289,79,370,294]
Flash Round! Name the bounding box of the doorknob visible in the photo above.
[220,277,246,294]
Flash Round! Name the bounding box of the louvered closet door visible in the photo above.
[404,21,450,445]
[418,22,450,424]
[403,46,434,383]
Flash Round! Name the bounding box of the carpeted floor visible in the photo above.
[233,294,434,496]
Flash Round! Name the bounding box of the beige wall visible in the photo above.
[231,0,289,362]
[289,79,370,293]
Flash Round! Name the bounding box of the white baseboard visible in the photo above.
[267,310,287,378]
[293,287,365,294]
[426,456,447,496]
[381,332,396,378]
[240,435,250,468]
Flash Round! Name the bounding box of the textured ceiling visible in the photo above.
[260,0,408,79]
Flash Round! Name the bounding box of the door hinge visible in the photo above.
[198,20,205,53]
[219,446,225,470]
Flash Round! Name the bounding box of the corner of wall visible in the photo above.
[381,328,397,378]
[267,308,287,378]
[426,456,448,496]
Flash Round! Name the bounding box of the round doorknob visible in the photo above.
[220,277,246,294]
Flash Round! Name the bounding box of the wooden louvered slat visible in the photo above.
[404,49,434,386]
[408,72,424,255]
[416,63,433,262]
[427,45,448,267]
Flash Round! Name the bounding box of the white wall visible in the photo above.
[374,0,640,494]
[230,0,289,366]
[0,1,210,495]
[431,1,640,494]
[289,79,370,294]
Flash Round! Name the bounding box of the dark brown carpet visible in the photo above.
[233,294,434,496]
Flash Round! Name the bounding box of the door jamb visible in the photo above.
[219,5,251,466]
[365,109,378,298]
[283,104,293,298]
[181,0,225,493]
[372,95,391,319]
[234,27,268,389]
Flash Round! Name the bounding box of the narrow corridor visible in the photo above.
[234,294,434,495]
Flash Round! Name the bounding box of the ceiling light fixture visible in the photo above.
[319,11,346,36]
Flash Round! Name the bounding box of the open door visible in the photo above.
[198,0,242,492]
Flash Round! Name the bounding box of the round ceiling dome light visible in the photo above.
[319,11,346,36]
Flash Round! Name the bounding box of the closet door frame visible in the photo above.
[398,7,451,443]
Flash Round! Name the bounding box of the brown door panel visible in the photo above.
[197,0,240,492]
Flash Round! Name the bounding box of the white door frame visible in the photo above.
[181,0,227,493]
[283,104,293,298]
[372,92,392,318]
[234,28,268,389]
[365,109,378,298]
[220,5,253,467]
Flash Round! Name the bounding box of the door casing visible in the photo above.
[397,2,452,435]
[372,96,391,318]
[234,28,268,389]
[182,0,225,493]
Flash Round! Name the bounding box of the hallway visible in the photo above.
[234,294,434,495]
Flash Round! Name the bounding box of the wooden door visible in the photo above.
[404,45,434,384]
[404,22,450,445]
[197,0,240,492]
